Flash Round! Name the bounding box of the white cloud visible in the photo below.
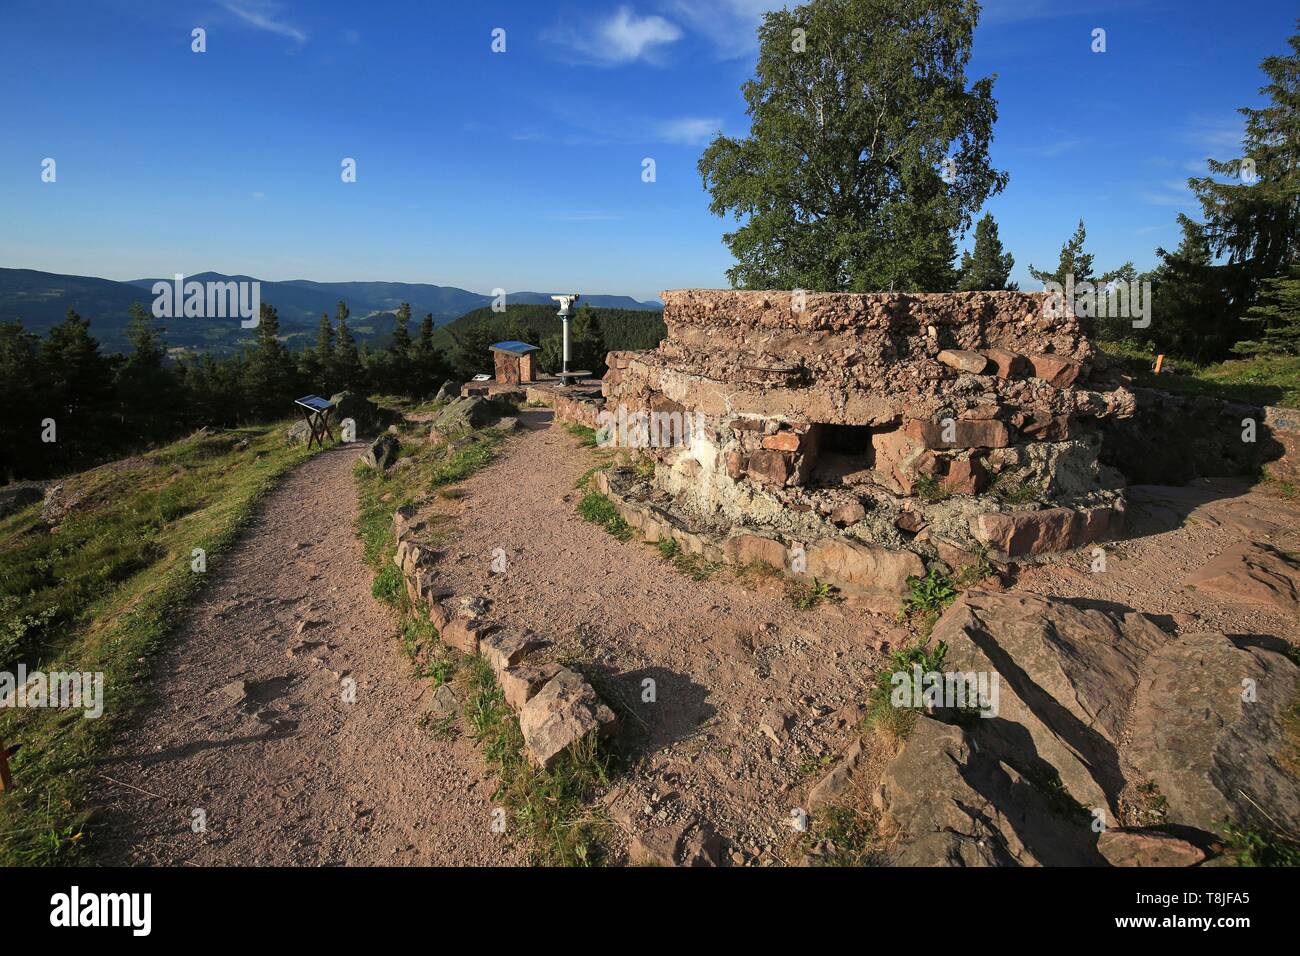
[548,6,682,66]
[221,1,307,44]
[656,116,723,145]
[667,0,787,59]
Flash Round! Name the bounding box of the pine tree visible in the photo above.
[1028,219,1095,288]
[311,311,335,392]
[1148,216,1236,360]
[334,300,362,391]
[39,309,114,469]
[246,303,296,417]
[0,322,46,480]
[117,302,175,441]
[957,214,1017,291]
[392,302,413,353]
[1234,263,1300,356]
[697,0,1006,292]
[1188,21,1300,309]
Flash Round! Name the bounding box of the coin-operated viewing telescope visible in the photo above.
[551,293,584,383]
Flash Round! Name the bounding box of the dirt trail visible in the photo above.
[93,443,524,866]
[430,412,907,864]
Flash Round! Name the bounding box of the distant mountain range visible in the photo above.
[0,267,662,354]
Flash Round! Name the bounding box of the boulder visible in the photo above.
[1184,544,1300,615]
[722,533,787,569]
[971,505,1121,557]
[426,683,460,720]
[808,739,867,811]
[746,448,791,486]
[499,662,563,711]
[983,348,1029,379]
[830,501,868,526]
[0,482,44,518]
[941,456,989,495]
[518,668,618,769]
[283,419,312,446]
[1026,354,1083,388]
[434,380,461,402]
[330,390,385,436]
[360,434,400,471]
[441,617,488,656]
[905,418,1010,450]
[1125,631,1300,838]
[429,396,498,442]
[1096,829,1206,867]
[875,716,1071,866]
[479,630,545,677]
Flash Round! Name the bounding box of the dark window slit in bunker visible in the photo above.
[808,423,875,485]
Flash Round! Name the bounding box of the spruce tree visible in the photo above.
[1234,263,1300,356]
[1028,219,1095,288]
[334,300,362,391]
[957,213,1017,291]
[247,302,296,417]
[1187,20,1300,312]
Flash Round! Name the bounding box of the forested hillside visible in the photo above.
[437,303,667,380]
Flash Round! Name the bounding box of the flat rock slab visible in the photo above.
[1185,543,1300,614]
[1125,630,1300,837]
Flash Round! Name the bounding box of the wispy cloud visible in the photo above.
[1141,178,1196,208]
[655,116,722,145]
[545,6,682,66]
[221,1,307,45]
[666,0,787,59]
[1030,137,1083,158]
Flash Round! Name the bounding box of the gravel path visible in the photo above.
[93,443,524,866]
[429,411,904,864]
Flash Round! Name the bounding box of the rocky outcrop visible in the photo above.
[870,592,1300,866]
[1125,631,1300,838]
[1184,543,1300,614]
[428,396,518,442]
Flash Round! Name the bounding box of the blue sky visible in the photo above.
[0,0,1294,302]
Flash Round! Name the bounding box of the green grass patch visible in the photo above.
[653,536,722,581]
[0,423,318,865]
[864,640,949,746]
[577,491,633,541]
[563,422,600,448]
[787,577,834,610]
[458,655,611,866]
[799,805,884,867]
[1223,820,1300,867]
[1097,341,1300,409]
[913,473,951,503]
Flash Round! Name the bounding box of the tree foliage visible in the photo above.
[698,0,1006,292]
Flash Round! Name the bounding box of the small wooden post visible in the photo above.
[0,738,13,792]
[1154,354,1165,374]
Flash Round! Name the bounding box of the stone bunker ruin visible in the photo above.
[558,289,1140,604]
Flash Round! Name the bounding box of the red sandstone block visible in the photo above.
[747,448,791,486]
[905,418,1010,449]
[971,506,1120,557]
[983,348,1029,379]
[1026,354,1083,388]
[761,431,802,452]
